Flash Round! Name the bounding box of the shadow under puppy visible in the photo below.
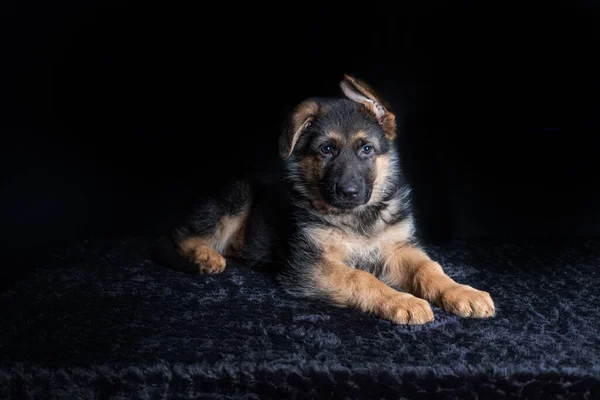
[161,74,495,325]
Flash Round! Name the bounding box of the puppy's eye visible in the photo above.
[362,145,374,154]
[320,145,333,155]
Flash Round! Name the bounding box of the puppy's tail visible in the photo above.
[152,235,200,274]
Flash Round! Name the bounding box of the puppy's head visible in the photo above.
[280,75,397,213]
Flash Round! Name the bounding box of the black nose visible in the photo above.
[337,183,359,200]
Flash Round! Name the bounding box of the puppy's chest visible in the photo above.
[338,234,393,271]
[346,246,382,271]
[306,218,414,270]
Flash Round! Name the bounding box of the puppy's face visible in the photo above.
[280,75,397,212]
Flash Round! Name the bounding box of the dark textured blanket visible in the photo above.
[1,237,600,399]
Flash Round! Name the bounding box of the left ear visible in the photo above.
[278,99,320,160]
[340,74,396,139]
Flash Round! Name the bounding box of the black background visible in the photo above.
[2,1,600,286]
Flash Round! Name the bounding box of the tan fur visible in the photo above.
[305,218,414,264]
[315,260,434,324]
[351,130,369,145]
[325,130,344,143]
[379,110,396,141]
[178,237,226,274]
[224,214,248,257]
[311,242,433,325]
[368,155,392,205]
[212,211,248,254]
[381,245,495,318]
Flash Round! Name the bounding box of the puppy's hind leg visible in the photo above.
[177,237,228,275]
[173,181,251,275]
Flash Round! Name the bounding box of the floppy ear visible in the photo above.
[278,99,320,159]
[340,74,396,139]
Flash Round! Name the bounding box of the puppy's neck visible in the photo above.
[309,194,410,237]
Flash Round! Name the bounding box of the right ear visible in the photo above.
[278,99,320,159]
[340,74,396,139]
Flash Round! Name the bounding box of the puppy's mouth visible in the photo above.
[318,188,372,213]
[311,200,355,214]
[329,200,364,210]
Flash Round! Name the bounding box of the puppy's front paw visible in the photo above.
[190,245,226,275]
[383,294,435,325]
[439,284,495,318]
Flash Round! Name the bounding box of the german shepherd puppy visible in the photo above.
[161,75,495,325]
